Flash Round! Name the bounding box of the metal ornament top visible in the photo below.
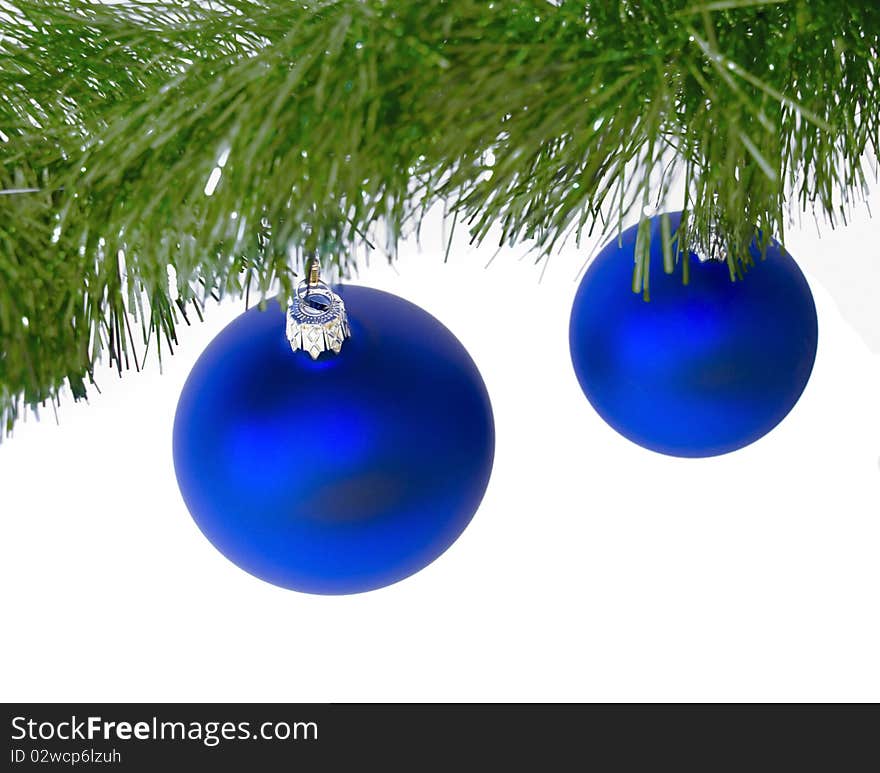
[286,264,351,359]
[692,224,729,264]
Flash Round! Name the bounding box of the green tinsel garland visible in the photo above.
[0,0,878,432]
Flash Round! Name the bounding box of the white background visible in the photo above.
[1,187,878,702]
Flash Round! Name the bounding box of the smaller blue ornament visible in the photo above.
[569,213,818,457]
[173,285,495,594]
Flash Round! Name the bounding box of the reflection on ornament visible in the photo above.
[174,285,494,594]
[569,212,818,457]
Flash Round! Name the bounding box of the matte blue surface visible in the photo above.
[569,213,818,457]
[173,286,495,594]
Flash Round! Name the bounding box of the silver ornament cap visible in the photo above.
[286,263,351,359]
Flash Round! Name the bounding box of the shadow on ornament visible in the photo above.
[569,212,818,457]
[173,285,495,594]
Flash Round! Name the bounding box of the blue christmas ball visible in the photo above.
[569,213,818,457]
[173,285,494,594]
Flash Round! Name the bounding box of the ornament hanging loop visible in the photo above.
[308,258,320,287]
[286,259,350,359]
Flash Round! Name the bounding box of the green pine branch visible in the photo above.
[1,0,878,433]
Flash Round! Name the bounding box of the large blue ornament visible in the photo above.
[173,285,494,594]
[569,212,818,457]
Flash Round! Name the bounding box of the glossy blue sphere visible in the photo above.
[173,286,494,594]
[569,213,818,457]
